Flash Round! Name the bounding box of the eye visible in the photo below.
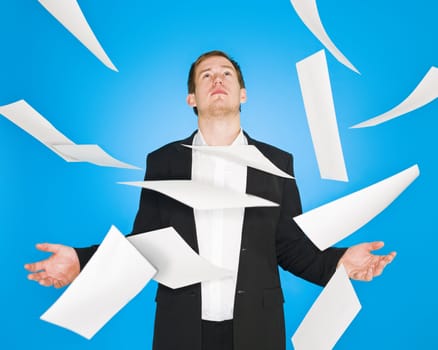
[224,70,232,76]
[202,72,211,79]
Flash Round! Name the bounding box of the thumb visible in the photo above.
[368,241,384,252]
[35,243,60,254]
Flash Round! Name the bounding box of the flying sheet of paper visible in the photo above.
[54,144,140,169]
[291,264,361,350]
[0,100,139,169]
[128,227,232,289]
[118,180,279,209]
[41,226,157,339]
[296,50,348,182]
[351,66,438,128]
[38,0,118,71]
[290,0,359,74]
[294,164,419,250]
[183,144,293,179]
[0,99,76,160]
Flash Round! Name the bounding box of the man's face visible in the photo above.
[187,55,247,117]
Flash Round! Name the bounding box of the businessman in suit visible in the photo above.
[25,50,396,350]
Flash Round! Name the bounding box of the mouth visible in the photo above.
[210,88,227,96]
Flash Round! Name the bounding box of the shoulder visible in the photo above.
[251,138,291,157]
[246,134,293,165]
[147,131,196,161]
[246,133,295,175]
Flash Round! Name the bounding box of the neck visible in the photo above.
[197,112,241,146]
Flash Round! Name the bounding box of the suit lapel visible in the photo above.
[170,131,196,179]
[244,131,275,198]
[169,131,200,252]
[240,131,280,260]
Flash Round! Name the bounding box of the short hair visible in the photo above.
[187,50,246,115]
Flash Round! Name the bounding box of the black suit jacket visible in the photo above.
[76,131,346,350]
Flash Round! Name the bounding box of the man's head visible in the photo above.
[187,50,246,116]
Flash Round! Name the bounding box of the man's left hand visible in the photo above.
[338,242,396,281]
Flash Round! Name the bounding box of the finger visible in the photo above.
[39,278,54,287]
[365,265,374,281]
[53,280,65,289]
[28,271,48,282]
[24,260,48,273]
[387,251,397,261]
[350,270,366,281]
[374,253,396,276]
[373,259,387,277]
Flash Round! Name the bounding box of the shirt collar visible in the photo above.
[193,129,247,146]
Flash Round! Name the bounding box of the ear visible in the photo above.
[240,88,247,104]
[186,93,196,107]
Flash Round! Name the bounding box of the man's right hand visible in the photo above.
[25,243,80,288]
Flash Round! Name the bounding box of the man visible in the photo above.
[25,50,396,350]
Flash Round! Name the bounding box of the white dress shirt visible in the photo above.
[192,129,248,321]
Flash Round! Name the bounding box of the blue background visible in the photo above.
[1,0,436,349]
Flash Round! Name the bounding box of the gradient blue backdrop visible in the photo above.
[1,1,437,349]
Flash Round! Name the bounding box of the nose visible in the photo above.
[213,74,223,85]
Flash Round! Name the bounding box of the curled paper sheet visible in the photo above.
[38,0,118,71]
[351,66,438,128]
[53,144,141,169]
[118,180,279,209]
[296,50,348,182]
[41,226,157,339]
[184,144,293,179]
[292,264,361,350]
[294,164,419,250]
[290,0,359,74]
[0,100,140,169]
[128,227,233,289]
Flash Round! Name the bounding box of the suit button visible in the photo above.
[241,247,247,252]
[237,290,246,295]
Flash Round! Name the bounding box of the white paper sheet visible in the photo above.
[41,226,157,339]
[0,100,139,169]
[184,144,293,179]
[290,0,359,74]
[294,164,419,250]
[128,227,232,289]
[292,264,361,350]
[296,50,348,182]
[351,66,438,128]
[54,144,140,169]
[38,0,118,71]
[118,180,279,210]
[0,99,76,160]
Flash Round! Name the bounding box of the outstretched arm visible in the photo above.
[24,243,80,288]
[338,241,396,281]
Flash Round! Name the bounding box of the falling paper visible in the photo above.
[118,180,279,210]
[0,100,139,169]
[294,164,419,251]
[296,50,348,182]
[54,144,140,169]
[0,99,76,160]
[38,0,118,71]
[351,66,438,128]
[41,226,157,339]
[128,227,232,289]
[184,144,293,179]
[290,0,359,74]
[291,264,361,350]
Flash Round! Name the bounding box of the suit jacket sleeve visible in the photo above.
[275,154,346,286]
[75,151,165,270]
